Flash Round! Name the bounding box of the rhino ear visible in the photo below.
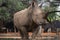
[31,0,38,8]
[31,1,34,7]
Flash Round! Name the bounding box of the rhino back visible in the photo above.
[14,8,30,26]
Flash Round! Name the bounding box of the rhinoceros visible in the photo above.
[14,0,47,40]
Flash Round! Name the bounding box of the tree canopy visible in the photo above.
[0,0,28,22]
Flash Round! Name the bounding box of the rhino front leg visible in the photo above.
[32,26,40,40]
[17,26,29,40]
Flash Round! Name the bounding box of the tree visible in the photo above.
[0,0,28,22]
[38,0,60,22]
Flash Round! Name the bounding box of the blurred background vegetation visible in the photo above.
[0,0,28,22]
[0,0,60,24]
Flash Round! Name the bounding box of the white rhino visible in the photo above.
[14,0,47,40]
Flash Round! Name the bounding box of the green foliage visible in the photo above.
[0,7,11,21]
[0,0,28,21]
[7,0,28,11]
[47,13,56,22]
[44,6,56,12]
[43,2,60,22]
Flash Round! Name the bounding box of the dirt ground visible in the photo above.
[0,32,60,37]
[0,32,60,40]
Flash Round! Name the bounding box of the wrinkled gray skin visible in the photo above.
[14,0,47,40]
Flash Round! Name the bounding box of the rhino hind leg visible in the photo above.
[16,25,29,40]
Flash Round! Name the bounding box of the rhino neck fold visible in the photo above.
[27,6,34,27]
